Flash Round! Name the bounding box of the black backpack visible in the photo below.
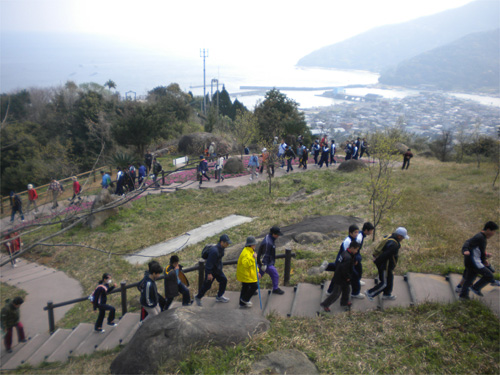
[201,244,216,260]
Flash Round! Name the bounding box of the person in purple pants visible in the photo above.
[257,226,285,295]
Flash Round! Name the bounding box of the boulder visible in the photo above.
[394,142,410,154]
[110,306,270,375]
[223,157,245,174]
[85,189,120,229]
[293,232,329,244]
[178,132,232,155]
[337,159,366,172]
[250,349,319,375]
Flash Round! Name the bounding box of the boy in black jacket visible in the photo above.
[320,241,360,312]
[140,262,164,321]
[165,255,191,309]
[365,227,409,301]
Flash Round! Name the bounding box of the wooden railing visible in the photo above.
[43,249,296,333]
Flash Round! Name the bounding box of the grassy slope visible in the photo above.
[16,156,500,374]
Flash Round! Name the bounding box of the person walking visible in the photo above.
[330,140,337,165]
[360,138,370,159]
[278,140,287,168]
[318,142,330,168]
[69,176,82,204]
[248,152,259,181]
[402,149,413,170]
[257,226,285,295]
[237,236,260,308]
[365,227,410,301]
[1,297,26,353]
[27,184,39,213]
[198,156,210,187]
[48,179,62,209]
[115,168,125,195]
[312,140,320,164]
[92,273,117,333]
[9,192,25,223]
[320,241,360,312]
[208,142,216,162]
[138,164,147,186]
[215,154,225,183]
[165,255,192,309]
[284,146,296,173]
[101,171,111,190]
[140,262,164,320]
[4,231,22,267]
[458,221,498,300]
[195,234,232,306]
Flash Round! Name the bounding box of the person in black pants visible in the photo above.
[92,273,117,333]
[165,255,192,309]
[320,241,360,312]
[459,221,498,300]
[365,227,409,301]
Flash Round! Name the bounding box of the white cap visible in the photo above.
[262,148,267,152]
[394,227,409,239]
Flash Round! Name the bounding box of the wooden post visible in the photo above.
[47,301,56,334]
[284,248,292,286]
[0,196,3,214]
[198,260,205,293]
[120,281,128,315]
[162,171,165,185]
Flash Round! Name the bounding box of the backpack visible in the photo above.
[88,285,106,304]
[372,235,398,259]
[201,244,216,260]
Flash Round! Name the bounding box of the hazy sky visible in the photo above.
[1,0,475,65]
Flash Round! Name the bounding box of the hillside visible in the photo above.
[378,29,500,93]
[297,0,499,72]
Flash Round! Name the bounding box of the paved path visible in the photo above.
[0,257,83,337]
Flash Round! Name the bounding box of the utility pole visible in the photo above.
[200,48,208,115]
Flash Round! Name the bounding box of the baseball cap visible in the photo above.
[270,226,283,236]
[394,227,409,239]
[219,234,232,244]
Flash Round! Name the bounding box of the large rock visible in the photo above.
[294,232,329,244]
[178,132,232,155]
[223,157,245,174]
[110,306,270,375]
[250,349,319,375]
[337,159,366,172]
[85,189,120,229]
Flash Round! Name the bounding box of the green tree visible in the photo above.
[233,110,258,158]
[104,79,117,91]
[229,98,247,120]
[254,89,309,141]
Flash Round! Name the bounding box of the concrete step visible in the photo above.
[381,275,413,310]
[97,313,141,351]
[6,267,58,285]
[72,326,113,356]
[25,329,72,366]
[0,263,50,282]
[120,319,141,347]
[46,323,94,363]
[263,286,296,316]
[1,333,50,370]
[197,291,242,311]
[351,278,379,312]
[407,272,454,305]
[290,283,322,318]
[0,259,36,277]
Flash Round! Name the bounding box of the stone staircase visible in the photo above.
[1,273,498,370]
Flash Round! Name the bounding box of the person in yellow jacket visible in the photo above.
[236,236,260,308]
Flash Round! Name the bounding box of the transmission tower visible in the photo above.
[200,48,209,114]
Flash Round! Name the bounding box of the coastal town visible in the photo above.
[304,91,500,140]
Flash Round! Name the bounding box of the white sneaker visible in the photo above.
[351,293,365,299]
[215,295,230,303]
[249,177,253,181]
[359,280,366,286]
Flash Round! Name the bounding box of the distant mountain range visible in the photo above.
[297,0,500,92]
[378,29,499,92]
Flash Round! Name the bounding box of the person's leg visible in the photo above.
[19,208,24,221]
[178,283,191,305]
[105,305,115,324]
[14,322,26,342]
[95,307,106,330]
[240,282,250,305]
[214,272,228,297]
[164,297,174,310]
[143,305,161,321]
[340,281,351,306]
[4,327,13,350]
[460,267,478,298]
[196,275,214,299]
[367,263,388,297]
[321,283,341,308]
[383,269,394,296]
[473,267,495,292]
[266,265,280,291]
[10,208,16,222]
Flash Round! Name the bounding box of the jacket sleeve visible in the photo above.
[205,247,218,274]
[471,247,485,269]
[376,240,399,266]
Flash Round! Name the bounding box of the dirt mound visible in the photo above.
[337,159,366,172]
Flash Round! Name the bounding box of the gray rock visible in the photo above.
[294,232,329,244]
[85,189,120,229]
[250,349,319,375]
[110,306,270,375]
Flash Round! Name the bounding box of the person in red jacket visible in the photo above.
[27,184,39,213]
[69,176,82,204]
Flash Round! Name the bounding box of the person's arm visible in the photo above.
[471,247,485,269]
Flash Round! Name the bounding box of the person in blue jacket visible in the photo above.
[194,234,232,306]
[198,156,210,187]
[138,164,147,186]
